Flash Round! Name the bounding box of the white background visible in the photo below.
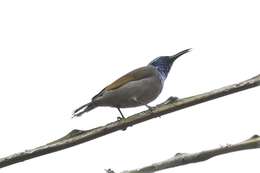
[0,1,260,172]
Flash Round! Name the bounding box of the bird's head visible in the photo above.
[149,48,191,81]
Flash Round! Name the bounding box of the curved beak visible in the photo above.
[169,48,192,62]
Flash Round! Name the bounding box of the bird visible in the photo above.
[72,48,191,119]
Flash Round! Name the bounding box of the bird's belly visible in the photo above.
[96,77,163,108]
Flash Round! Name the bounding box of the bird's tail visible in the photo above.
[72,102,97,118]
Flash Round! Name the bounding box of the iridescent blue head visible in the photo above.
[149,56,173,81]
[149,49,191,81]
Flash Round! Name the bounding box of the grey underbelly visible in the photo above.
[94,77,163,108]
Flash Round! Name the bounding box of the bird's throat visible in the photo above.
[155,67,167,83]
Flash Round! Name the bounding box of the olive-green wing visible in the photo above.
[92,66,154,100]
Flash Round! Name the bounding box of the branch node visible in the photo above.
[250,134,259,139]
[105,168,115,173]
[175,152,187,157]
[160,96,179,105]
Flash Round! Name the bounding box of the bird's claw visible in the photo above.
[117,116,125,121]
[144,104,154,113]
[116,116,127,131]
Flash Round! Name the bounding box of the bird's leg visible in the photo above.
[116,107,127,131]
[132,97,154,113]
[144,104,153,112]
[116,107,125,120]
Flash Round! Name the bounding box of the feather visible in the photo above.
[92,66,156,100]
[72,102,97,117]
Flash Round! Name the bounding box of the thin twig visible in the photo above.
[114,135,260,173]
[0,74,259,169]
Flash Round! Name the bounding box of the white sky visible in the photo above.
[0,1,260,173]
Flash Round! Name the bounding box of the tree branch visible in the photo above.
[0,74,260,169]
[108,135,260,173]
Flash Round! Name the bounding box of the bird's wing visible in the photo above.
[92,66,155,100]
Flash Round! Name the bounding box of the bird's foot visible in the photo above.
[117,116,125,121]
[116,116,127,131]
[116,108,127,130]
[145,104,154,113]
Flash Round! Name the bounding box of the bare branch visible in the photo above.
[118,135,260,173]
[0,74,260,168]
